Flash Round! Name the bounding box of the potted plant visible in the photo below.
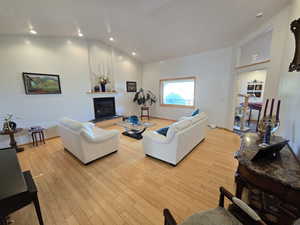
[133,88,157,106]
[1,114,17,131]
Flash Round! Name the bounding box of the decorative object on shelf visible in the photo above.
[2,114,17,131]
[133,88,156,106]
[105,83,112,92]
[99,76,109,92]
[94,85,100,92]
[126,81,137,92]
[257,99,281,146]
[289,18,300,72]
[23,72,62,95]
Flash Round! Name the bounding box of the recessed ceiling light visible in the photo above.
[29,29,37,35]
[256,12,263,18]
[132,52,137,56]
[109,37,115,42]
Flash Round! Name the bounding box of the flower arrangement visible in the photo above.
[1,114,17,131]
[99,76,109,85]
[97,76,110,92]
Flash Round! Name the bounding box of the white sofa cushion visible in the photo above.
[81,122,96,136]
[164,118,192,141]
[81,129,119,143]
[60,117,84,131]
[166,126,177,142]
[173,119,192,131]
[190,112,207,123]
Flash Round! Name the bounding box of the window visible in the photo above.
[160,77,195,107]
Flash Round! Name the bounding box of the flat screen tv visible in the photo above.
[23,72,62,95]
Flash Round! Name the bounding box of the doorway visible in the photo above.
[233,69,267,133]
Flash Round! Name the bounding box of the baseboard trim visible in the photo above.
[216,127,235,133]
[18,136,60,147]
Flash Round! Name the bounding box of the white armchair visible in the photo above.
[58,118,120,164]
[143,112,208,166]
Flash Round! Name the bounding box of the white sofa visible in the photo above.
[58,118,120,164]
[143,112,208,166]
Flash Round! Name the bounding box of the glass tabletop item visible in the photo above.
[116,120,154,131]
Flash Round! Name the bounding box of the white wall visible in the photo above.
[142,47,234,128]
[239,31,272,66]
[0,36,142,148]
[277,0,300,158]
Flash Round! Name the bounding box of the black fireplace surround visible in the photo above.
[93,97,116,120]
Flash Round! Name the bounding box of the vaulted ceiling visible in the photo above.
[0,0,290,62]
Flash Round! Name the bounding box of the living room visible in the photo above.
[1,0,300,225]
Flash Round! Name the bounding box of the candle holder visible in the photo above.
[257,98,281,146]
[258,116,280,137]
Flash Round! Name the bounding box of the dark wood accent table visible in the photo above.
[235,133,300,225]
[0,149,44,225]
[0,128,24,152]
[29,128,45,147]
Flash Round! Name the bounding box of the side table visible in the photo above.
[29,128,45,147]
[141,106,150,120]
[0,128,24,152]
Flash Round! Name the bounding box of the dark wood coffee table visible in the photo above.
[0,128,24,152]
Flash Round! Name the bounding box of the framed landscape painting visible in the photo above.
[23,72,62,95]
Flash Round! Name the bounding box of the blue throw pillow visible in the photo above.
[192,109,200,116]
[156,127,169,136]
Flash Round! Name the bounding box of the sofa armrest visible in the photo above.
[81,129,119,143]
[144,131,169,144]
[83,122,95,129]
[178,116,190,121]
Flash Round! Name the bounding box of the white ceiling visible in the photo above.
[0,0,290,63]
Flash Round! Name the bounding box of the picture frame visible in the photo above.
[126,81,137,92]
[23,72,62,95]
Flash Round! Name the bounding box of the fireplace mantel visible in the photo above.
[86,91,117,94]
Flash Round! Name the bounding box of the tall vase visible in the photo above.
[101,83,106,92]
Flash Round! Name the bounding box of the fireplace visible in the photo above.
[93,97,116,119]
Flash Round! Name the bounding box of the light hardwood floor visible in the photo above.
[12,118,240,225]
